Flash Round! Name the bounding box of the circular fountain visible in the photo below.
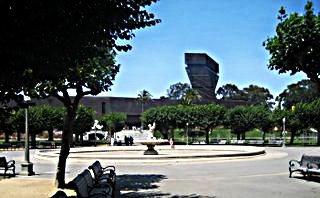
[136,122,168,155]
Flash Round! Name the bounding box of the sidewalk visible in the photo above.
[0,177,58,198]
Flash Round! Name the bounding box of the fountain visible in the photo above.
[137,123,167,155]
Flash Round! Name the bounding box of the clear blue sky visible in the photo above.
[103,0,320,99]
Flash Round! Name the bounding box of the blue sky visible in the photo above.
[103,0,319,99]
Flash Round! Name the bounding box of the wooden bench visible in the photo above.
[68,169,114,198]
[0,157,15,175]
[88,161,116,189]
[289,154,320,180]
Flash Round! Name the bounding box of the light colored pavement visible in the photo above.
[0,146,320,197]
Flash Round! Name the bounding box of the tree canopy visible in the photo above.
[3,0,161,188]
[167,82,191,100]
[263,1,320,92]
[276,79,320,109]
[0,0,161,103]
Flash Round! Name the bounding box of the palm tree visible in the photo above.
[180,88,201,106]
[137,89,153,113]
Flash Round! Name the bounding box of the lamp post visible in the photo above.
[20,96,35,176]
[282,117,287,148]
[186,123,189,146]
[92,120,103,147]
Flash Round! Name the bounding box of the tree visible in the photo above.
[99,112,126,138]
[243,85,274,108]
[137,89,153,113]
[191,104,226,144]
[180,89,202,106]
[73,105,95,143]
[226,106,259,140]
[167,82,191,100]
[296,98,320,145]
[0,0,161,104]
[276,79,319,109]
[263,1,320,92]
[40,105,64,141]
[16,1,161,188]
[217,84,244,100]
[141,105,179,139]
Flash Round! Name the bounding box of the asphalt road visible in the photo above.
[1,146,320,198]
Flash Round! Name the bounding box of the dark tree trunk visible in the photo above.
[31,133,36,148]
[241,132,246,140]
[290,129,296,145]
[161,128,168,139]
[262,131,266,142]
[48,129,54,141]
[55,106,77,188]
[80,133,83,144]
[5,132,10,143]
[237,132,241,140]
[17,131,21,142]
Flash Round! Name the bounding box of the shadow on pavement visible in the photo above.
[292,175,320,183]
[116,174,215,198]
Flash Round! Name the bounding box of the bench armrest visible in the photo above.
[7,160,15,167]
[289,159,301,167]
[102,165,116,173]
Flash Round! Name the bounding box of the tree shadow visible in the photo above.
[117,174,167,192]
[116,174,216,198]
[0,173,16,180]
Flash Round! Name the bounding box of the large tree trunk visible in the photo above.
[161,128,168,139]
[236,132,241,140]
[241,132,246,140]
[55,107,77,188]
[48,129,54,141]
[31,133,36,148]
[5,132,10,143]
[17,131,21,142]
[289,129,296,145]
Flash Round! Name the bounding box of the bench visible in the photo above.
[38,141,56,149]
[68,169,114,198]
[0,157,15,175]
[88,161,116,190]
[289,154,320,180]
[0,143,12,150]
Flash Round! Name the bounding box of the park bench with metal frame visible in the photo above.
[289,154,320,180]
[0,143,12,150]
[0,156,15,176]
[68,169,114,198]
[88,160,116,189]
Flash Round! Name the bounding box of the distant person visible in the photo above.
[124,135,129,146]
[129,136,134,146]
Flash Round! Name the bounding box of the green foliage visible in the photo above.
[277,79,320,109]
[217,84,274,107]
[11,105,64,134]
[226,105,269,139]
[167,82,191,100]
[217,84,244,100]
[180,89,202,106]
[0,0,161,103]
[99,112,126,136]
[73,105,95,137]
[263,1,320,91]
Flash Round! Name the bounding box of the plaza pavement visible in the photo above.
[0,146,320,197]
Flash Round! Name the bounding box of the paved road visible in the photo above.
[2,146,320,198]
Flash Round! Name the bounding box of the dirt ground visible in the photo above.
[0,177,76,198]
